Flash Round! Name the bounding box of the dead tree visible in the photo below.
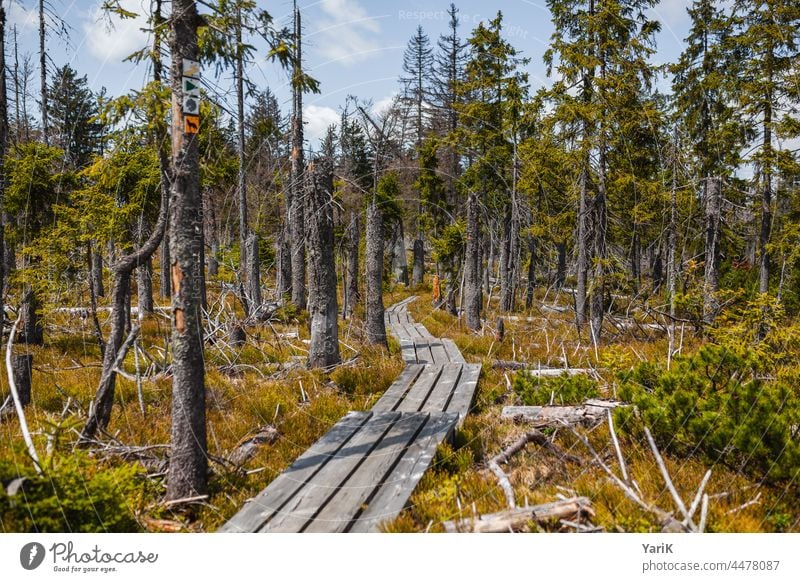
[344,211,360,318]
[306,156,340,368]
[464,190,482,330]
[166,0,207,501]
[703,176,722,324]
[289,1,306,310]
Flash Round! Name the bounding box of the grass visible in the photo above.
[1,277,797,532]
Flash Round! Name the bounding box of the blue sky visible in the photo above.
[7,0,694,142]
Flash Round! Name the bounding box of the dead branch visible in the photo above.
[442,497,594,533]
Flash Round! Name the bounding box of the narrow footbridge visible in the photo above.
[220,296,481,533]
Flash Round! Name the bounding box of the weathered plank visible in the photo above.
[395,365,443,412]
[219,411,371,532]
[422,363,463,413]
[429,340,449,364]
[441,338,465,363]
[445,363,481,421]
[442,497,594,533]
[305,412,429,532]
[371,364,425,412]
[260,412,402,532]
[349,412,458,532]
[413,339,433,364]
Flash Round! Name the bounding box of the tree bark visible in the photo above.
[91,241,104,297]
[556,240,566,289]
[411,237,424,286]
[276,223,291,301]
[525,235,536,309]
[245,231,261,311]
[391,220,409,285]
[166,0,207,500]
[344,211,360,318]
[500,204,513,311]
[576,165,589,326]
[38,0,47,143]
[703,176,722,324]
[759,103,772,295]
[19,287,43,345]
[464,191,482,330]
[365,202,386,345]
[289,4,306,310]
[137,257,154,315]
[306,158,340,368]
[11,353,32,408]
[0,2,7,300]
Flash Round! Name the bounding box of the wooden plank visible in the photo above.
[429,340,449,365]
[445,363,481,421]
[349,412,458,532]
[305,413,430,532]
[413,339,433,364]
[259,412,402,532]
[399,340,417,364]
[414,322,434,339]
[422,363,463,413]
[394,365,443,412]
[371,365,425,412]
[441,338,465,363]
[219,411,371,532]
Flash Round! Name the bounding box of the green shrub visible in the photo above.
[513,371,598,406]
[615,344,800,483]
[0,453,143,532]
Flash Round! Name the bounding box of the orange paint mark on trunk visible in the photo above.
[171,262,186,333]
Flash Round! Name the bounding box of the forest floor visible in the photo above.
[0,277,797,533]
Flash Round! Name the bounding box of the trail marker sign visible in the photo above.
[183,96,199,115]
[183,77,200,97]
[184,115,199,134]
[182,58,200,78]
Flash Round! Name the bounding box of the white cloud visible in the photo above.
[372,94,396,116]
[83,0,150,63]
[304,104,340,145]
[311,0,383,65]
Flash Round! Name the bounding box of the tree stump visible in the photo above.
[12,354,33,407]
[229,323,246,347]
[495,317,505,342]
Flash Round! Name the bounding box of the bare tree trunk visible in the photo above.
[556,240,566,289]
[411,237,424,286]
[38,0,47,144]
[166,0,207,501]
[589,84,607,341]
[759,105,772,295]
[276,223,291,301]
[464,191,482,330]
[90,241,104,297]
[19,287,43,345]
[137,217,154,315]
[344,211,360,318]
[307,157,340,368]
[630,230,640,291]
[246,231,261,310]
[525,235,536,309]
[703,176,722,324]
[0,2,6,300]
[391,220,409,285]
[365,202,386,345]
[11,353,32,407]
[152,0,171,300]
[499,204,513,311]
[289,3,306,310]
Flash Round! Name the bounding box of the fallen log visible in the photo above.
[502,399,624,427]
[442,497,594,533]
[492,361,591,376]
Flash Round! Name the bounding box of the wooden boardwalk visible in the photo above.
[221,297,480,533]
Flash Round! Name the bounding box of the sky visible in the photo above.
[6,0,695,144]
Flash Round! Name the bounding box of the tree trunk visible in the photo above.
[365,202,386,345]
[246,231,261,311]
[391,220,409,285]
[525,235,536,309]
[464,191,482,330]
[289,4,306,311]
[703,176,722,324]
[277,223,291,301]
[576,165,588,326]
[556,240,566,289]
[208,240,219,277]
[0,2,6,300]
[411,237,424,286]
[344,211,360,318]
[630,229,640,291]
[759,104,772,295]
[11,353,32,408]
[235,3,253,316]
[38,0,47,143]
[652,243,663,292]
[137,257,154,315]
[589,91,607,341]
[19,287,43,345]
[90,241,104,297]
[500,204,513,312]
[307,158,340,368]
[166,0,207,501]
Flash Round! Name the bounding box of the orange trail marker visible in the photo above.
[184,115,199,134]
